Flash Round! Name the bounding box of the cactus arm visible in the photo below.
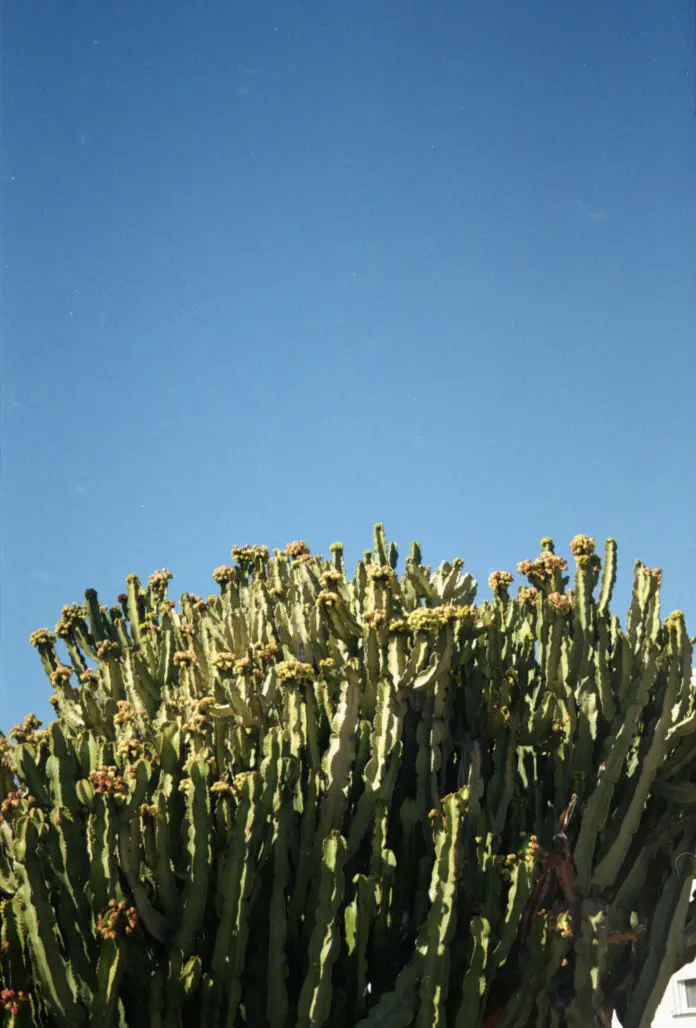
[45,724,81,810]
[348,677,405,858]
[150,724,183,922]
[209,771,264,1024]
[597,539,617,616]
[343,873,377,1020]
[117,816,168,942]
[595,618,617,723]
[572,646,658,891]
[89,939,126,1028]
[416,792,463,1028]
[296,830,348,1028]
[591,626,682,891]
[287,768,320,950]
[11,747,51,808]
[172,758,212,955]
[316,663,361,841]
[491,716,519,836]
[45,809,95,988]
[374,524,390,566]
[267,798,292,1028]
[87,793,121,913]
[125,577,143,650]
[13,818,85,1024]
[489,836,539,972]
[454,916,491,1027]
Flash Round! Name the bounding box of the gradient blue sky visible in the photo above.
[2,1,695,733]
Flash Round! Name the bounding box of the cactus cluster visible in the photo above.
[0,525,694,1027]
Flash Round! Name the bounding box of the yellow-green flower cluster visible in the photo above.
[258,642,281,663]
[517,553,568,585]
[547,592,572,615]
[114,701,136,727]
[8,714,44,746]
[172,650,198,668]
[116,738,144,762]
[363,610,387,629]
[212,651,237,672]
[54,603,87,639]
[232,544,271,564]
[666,610,685,630]
[212,565,236,584]
[183,697,215,734]
[233,656,260,680]
[96,899,138,941]
[405,608,445,634]
[521,834,540,868]
[211,781,236,798]
[283,540,311,559]
[276,660,314,684]
[0,791,35,824]
[366,563,396,585]
[488,571,514,593]
[89,766,128,797]
[0,737,12,770]
[569,535,596,557]
[405,604,476,634]
[0,987,30,1016]
[96,640,120,660]
[50,664,73,686]
[494,852,519,881]
[29,628,56,648]
[148,567,173,589]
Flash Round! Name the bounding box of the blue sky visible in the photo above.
[2,1,695,733]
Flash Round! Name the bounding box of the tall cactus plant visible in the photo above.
[1,525,694,1028]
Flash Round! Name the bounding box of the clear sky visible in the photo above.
[2,2,695,733]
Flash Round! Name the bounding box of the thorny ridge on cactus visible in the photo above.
[0,524,694,1028]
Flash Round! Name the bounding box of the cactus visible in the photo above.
[0,528,693,1027]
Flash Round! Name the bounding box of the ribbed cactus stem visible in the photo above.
[296,831,348,1028]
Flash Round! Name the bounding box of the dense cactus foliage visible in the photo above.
[0,525,695,1028]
